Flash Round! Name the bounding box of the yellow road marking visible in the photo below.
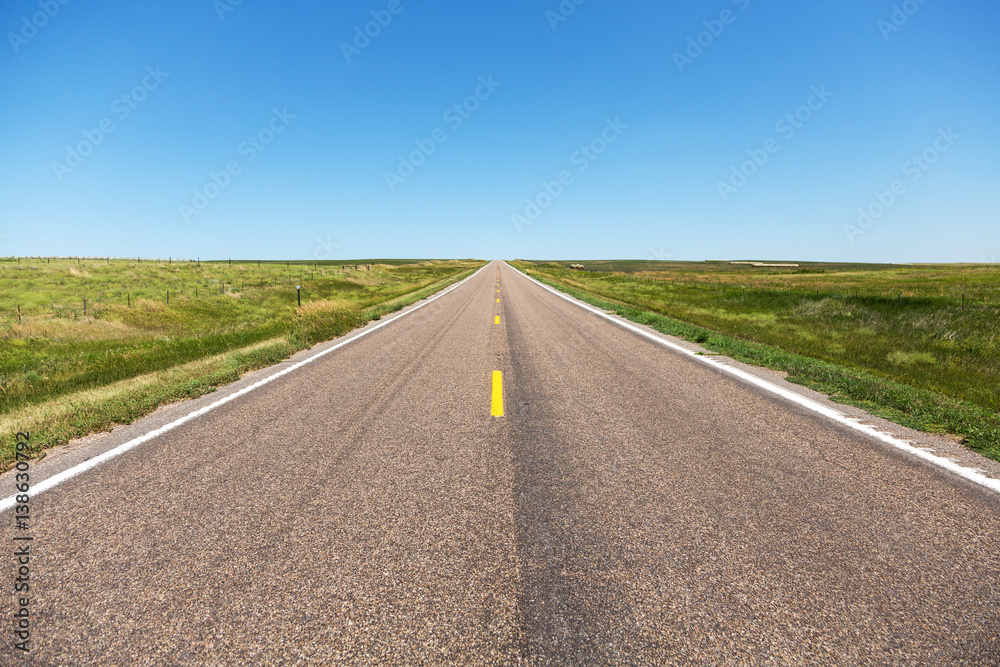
[491,371,504,417]
[496,298,500,303]
[495,316,500,324]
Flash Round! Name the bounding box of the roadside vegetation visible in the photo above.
[514,260,1000,462]
[0,257,481,468]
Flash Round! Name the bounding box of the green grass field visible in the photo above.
[515,260,1000,461]
[0,257,482,467]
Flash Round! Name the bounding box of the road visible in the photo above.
[4,260,999,665]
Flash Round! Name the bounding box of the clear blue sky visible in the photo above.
[2,0,998,262]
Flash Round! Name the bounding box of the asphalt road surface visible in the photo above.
[4,261,999,665]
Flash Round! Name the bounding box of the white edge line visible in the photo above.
[505,262,1000,495]
[0,263,491,512]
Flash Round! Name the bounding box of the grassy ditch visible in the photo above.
[514,261,1000,462]
[0,258,481,467]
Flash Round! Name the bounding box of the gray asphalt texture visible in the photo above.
[4,261,999,665]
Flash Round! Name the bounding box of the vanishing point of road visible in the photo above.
[4,261,999,665]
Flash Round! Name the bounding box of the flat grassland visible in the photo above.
[515,260,1000,461]
[0,257,481,467]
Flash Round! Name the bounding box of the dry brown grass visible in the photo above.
[0,316,138,342]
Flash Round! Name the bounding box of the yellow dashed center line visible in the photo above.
[493,268,503,415]
[491,371,504,417]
